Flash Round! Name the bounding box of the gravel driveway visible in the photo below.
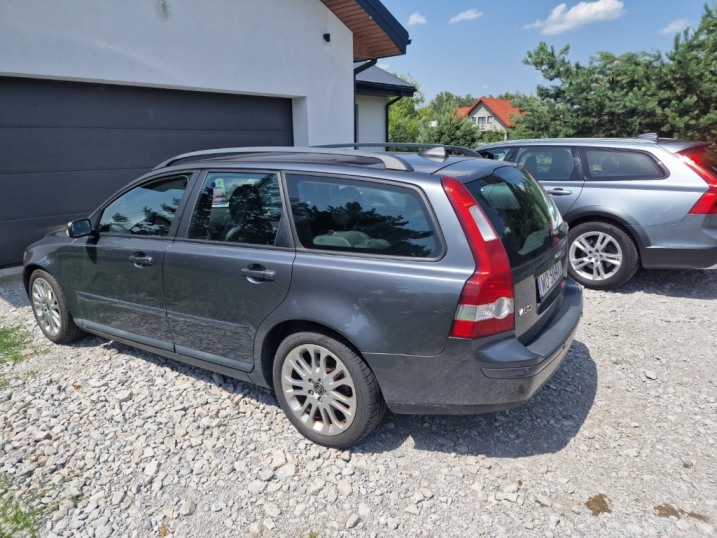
[1,268,715,537]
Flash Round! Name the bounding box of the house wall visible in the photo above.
[469,104,507,133]
[0,0,355,145]
[356,95,387,143]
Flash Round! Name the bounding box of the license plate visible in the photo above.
[537,259,563,299]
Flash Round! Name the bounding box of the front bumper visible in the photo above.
[364,279,583,415]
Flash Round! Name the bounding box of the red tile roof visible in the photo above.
[456,97,522,127]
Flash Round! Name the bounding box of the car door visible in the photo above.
[162,170,294,370]
[70,174,191,350]
[513,146,584,215]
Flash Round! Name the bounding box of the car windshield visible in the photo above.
[465,165,560,266]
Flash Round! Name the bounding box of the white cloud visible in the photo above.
[658,18,690,35]
[407,12,427,26]
[525,0,625,35]
[450,9,484,24]
[377,62,390,70]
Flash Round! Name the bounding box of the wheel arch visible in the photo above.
[564,207,648,258]
[257,320,368,392]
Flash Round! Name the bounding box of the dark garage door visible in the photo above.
[0,77,293,267]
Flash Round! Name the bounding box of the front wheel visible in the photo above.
[567,222,639,290]
[29,270,83,344]
[273,332,386,448]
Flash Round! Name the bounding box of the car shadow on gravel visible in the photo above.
[609,268,717,299]
[358,340,597,457]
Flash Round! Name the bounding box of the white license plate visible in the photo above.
[537,259,563,299]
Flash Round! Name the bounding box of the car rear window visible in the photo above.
[285,173,441,258]
[465,166,559,266]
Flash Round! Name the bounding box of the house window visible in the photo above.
[477,117,486,129]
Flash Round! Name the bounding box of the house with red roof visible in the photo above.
[456,97,522,139]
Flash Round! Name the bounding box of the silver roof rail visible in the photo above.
[319,142,482,159]
[154,146,413,171]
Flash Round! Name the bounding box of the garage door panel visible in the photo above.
[1,127,293,174]
[0,78,293,132]
[0,77,293,267]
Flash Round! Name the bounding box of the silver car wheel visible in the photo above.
[280,343,357,436]
[31,277,62,337]
[569,231,623,281]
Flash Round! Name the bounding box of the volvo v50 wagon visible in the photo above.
[24,145,583,448]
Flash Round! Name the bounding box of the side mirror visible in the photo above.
[66,219,94,238]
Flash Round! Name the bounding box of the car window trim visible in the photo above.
[576,147,669,181]
[94,171,195,239]
[282,170,447,262]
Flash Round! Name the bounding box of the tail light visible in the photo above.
[677,149,717,215]
[442,177,514,339]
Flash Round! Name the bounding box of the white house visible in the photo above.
[0,0,410,266]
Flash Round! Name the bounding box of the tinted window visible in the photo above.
[98,176,188,236]
[188,172,282,245]
[478,147,509,161]
[466,166,559,266]
[286,174,440,258]
[582,149,665,180]
[515,147,575,181]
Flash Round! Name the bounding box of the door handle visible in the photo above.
[546,188,573,196]
[241,265,276,282]
[129,253,153,267]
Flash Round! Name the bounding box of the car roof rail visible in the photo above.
[637,133,659,141]
[320,142,482,159]
[153,146,413,171]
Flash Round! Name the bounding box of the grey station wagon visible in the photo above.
[479,137,717,289]
[24,146,583,448]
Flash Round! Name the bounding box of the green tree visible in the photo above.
[425,91,476,120]
[513,4,717,141]
[388,74,424,143]
[418,115,480,147]
[661,4,717,141]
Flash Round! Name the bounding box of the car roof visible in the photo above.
[478,137,707,153]
[154,145,503,179]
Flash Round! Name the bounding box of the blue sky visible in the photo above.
[378,0,710,102]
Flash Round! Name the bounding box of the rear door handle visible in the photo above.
[241,264,276,282]
[129,253,153,267]
[546,188,572,196]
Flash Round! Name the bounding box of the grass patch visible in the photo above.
[0,325,33,389]
[0,325,31,365]
[0,478,41,538]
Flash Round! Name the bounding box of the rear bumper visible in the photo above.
[364,279,583,415]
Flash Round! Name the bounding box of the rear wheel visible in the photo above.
[29,270,83,344]
[273,331,385,448]
[567,222,639,290]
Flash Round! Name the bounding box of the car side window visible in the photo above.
[516,147,576,181]
[478,148,509,160]
[98,175,188,236]
[582,149,666,180]
[285,174,441,258]
[188,172,283,245]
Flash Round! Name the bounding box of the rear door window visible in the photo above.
[465,166,560,266]
[515,147,576,181]
[581,149,666,180]
[285,174,441,258]
[478,147,509,161]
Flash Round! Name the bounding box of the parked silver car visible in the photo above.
[24,145,582,448]
[478,136,717,289]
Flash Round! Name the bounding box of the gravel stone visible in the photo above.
[2,269,716,537]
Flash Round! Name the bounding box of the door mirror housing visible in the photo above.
[66,219,94,238]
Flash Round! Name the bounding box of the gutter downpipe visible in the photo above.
[354,60,378,143]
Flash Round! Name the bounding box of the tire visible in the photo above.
[29,270,83,344]
[273,331,386,449]
[567,221,639,290]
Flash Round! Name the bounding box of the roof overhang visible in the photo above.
[321,0,410,61]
